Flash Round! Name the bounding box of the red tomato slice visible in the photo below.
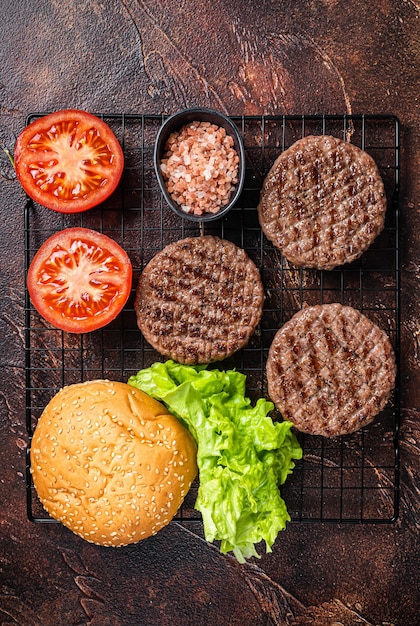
[14,109,124,213]
[28,228,132,333]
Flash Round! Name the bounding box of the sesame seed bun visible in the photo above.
[30,380,198,546]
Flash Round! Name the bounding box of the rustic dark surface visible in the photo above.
[1,1,419,625]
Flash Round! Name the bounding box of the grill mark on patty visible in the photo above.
[266,303,396,437]
[135,236,264,365]
[266,165,382,228]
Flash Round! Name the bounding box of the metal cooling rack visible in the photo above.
[25,113,400,526]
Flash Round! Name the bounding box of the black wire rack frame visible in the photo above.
[24,113,400,526]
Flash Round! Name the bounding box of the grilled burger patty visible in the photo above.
[135,236,264,365]
[266,303,396,437]
[257,135,387,270]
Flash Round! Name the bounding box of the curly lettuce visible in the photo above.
[128,360,302,563]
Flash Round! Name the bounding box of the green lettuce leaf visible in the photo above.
[128,360,302,563]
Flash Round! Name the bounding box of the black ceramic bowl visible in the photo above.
[154,108,245,223]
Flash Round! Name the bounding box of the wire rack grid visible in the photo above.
[24,113,400,526]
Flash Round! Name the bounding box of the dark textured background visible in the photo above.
[0,1,419,624]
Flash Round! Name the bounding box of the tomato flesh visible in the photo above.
[15,110,124,213]
[28,228,132,333]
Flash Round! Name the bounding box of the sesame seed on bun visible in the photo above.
[30,380,198,546]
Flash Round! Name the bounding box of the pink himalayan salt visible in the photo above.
[160,121,240,216]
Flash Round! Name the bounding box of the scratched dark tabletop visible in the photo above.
[1,1,419,625]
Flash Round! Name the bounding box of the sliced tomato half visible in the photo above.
[14,109,124,213]
[28,228,132,333]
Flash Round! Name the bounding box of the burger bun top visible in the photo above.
[30,379,197,546]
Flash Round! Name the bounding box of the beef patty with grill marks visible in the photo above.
[135,236,264,365]
[257,135,387,270]
[266,303,396,437]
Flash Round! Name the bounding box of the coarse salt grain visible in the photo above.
[160,121,240,216]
